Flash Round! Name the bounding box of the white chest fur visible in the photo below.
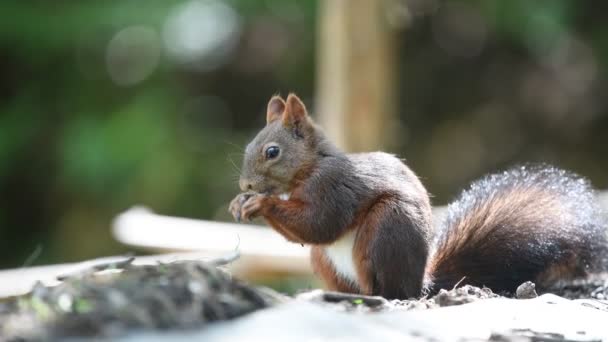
[324,230,358,284]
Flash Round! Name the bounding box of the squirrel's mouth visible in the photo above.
[260,186,276,195]
[263,188,290,201]
[262,185,288,196]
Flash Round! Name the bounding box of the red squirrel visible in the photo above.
[229,93,608,299]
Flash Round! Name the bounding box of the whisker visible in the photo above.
[223,140,245,153]
[227,155,242,174]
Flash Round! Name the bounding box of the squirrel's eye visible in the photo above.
[265,146,280,160]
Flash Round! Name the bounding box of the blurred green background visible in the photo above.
[1,0,607,269]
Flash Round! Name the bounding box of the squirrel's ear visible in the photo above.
[266,96,286,125]
[283,93,311,137]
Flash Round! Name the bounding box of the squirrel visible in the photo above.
[229,93,608,299]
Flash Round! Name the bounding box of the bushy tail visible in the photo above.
[426,165,608,294]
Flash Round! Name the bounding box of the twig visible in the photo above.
[21,244,43,268]
[452,276,467,290]
[208,250,241,267]
[56,254,135,281]
[209,236,241,267]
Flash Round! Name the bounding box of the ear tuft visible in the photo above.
[266,95,285,124]
[283,94,309,136]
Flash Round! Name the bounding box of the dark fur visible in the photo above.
[261,151,434,298]
[233,94,608,299]
[426,165,608,294]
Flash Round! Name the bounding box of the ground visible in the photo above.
[1,257,607,341]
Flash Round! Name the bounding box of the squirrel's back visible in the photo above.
[426,165,608,294]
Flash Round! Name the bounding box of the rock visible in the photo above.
[516,281,538,299]
[0,260,282,340]
[433,285,498,307]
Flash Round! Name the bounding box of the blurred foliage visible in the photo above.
[398,0,608,196]
[0,0,316,267]
[0,0,607,269]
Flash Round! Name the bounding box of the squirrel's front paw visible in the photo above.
[240,193,266,222]
[229,193,252,222]
[229,193,266,222]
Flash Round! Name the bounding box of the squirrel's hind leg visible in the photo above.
[354,197,433,299]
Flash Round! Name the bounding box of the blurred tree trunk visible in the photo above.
[316,0,398,152]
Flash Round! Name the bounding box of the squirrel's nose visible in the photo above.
[239,178,253,192]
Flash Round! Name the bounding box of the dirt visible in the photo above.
[488,329,599,342]
[545,275,608,300]
[0,257,606,341]
[297,284,500,312]
[0,256,284,341]
[303,277,608,313]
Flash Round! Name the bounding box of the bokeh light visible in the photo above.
[163,0,241,71]
[106,26,161,86]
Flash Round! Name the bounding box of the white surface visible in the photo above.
[112,207,308,258]
[116,294,608,342]
[112,207,312,276]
